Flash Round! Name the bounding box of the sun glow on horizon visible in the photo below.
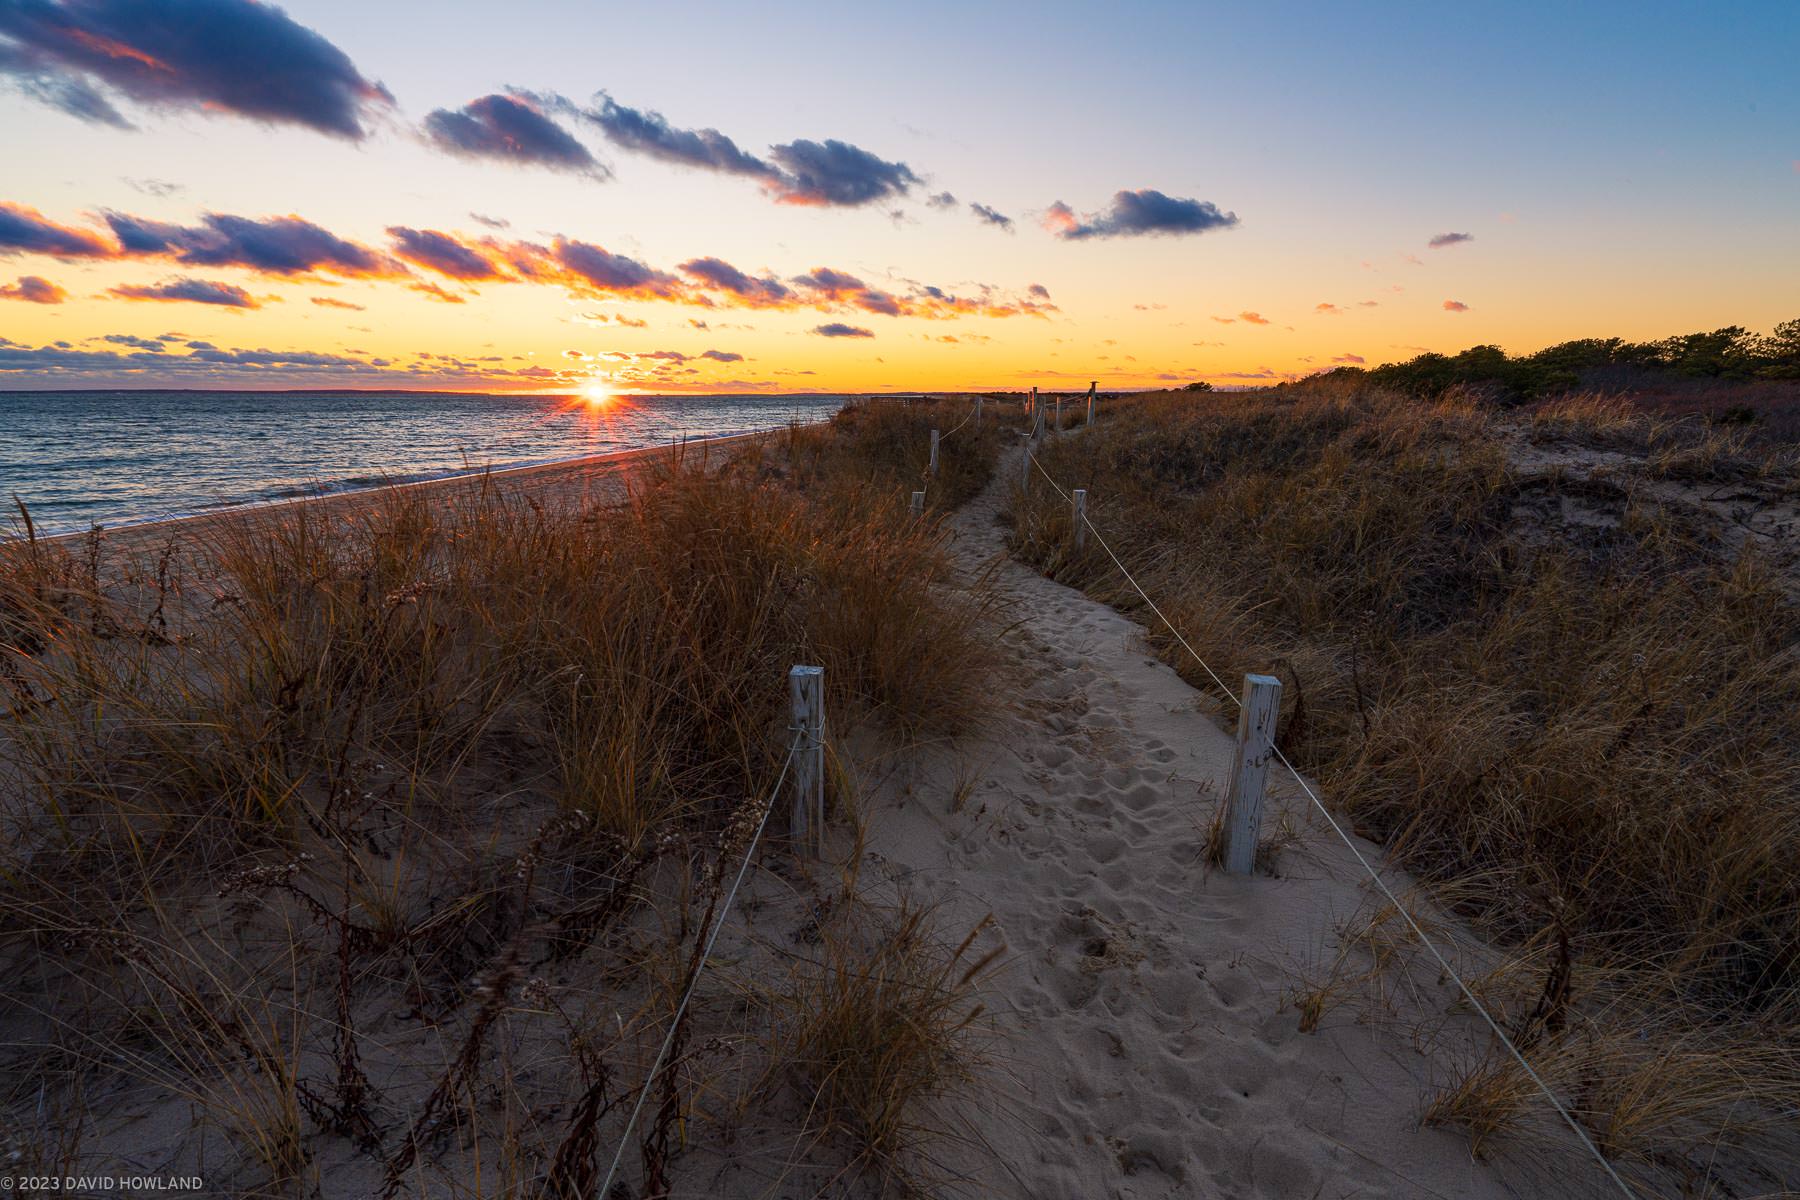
[580,380,616,407]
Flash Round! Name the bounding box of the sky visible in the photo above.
[1,0,1796,394]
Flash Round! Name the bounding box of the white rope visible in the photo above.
[597,732,804,1197]
[1024,447,1638,1200]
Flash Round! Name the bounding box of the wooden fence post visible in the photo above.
[910,490,925,517]
[1071,488,1087,553]
[1086,381,1096,426]
[1221,673,1281,874]
[789,665,825,855]
[1029,386,1038,419]
[1055,393,1063,433]
[975,395,983,428]
[1019,437,1031,490]
[929,428,940,475]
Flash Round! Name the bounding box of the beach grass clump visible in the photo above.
[0,415,1001,1195]
[1007,379,1800,1184]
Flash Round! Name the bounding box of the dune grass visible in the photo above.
[1008,378,1800,1188]
[0,398,1000,1196]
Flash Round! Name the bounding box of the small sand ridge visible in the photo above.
[858,473,1616,1199]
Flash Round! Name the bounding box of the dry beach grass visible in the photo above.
[0,398,1004,1196]
[1009,377,1800,1191]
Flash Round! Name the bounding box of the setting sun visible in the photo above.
[580,381,615,407]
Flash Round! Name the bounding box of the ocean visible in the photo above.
[0,390,853,536]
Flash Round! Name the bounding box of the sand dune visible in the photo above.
[853,474,1617,1198]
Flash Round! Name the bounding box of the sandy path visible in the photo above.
[861,474,1612,1198]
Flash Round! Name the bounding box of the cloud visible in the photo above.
[468,212,510,230]
[926,191,957,208]
[581,93,774,177]
[1238,311,1270,325]
[109,276,258,307]
[408,280,465,304]
[0,0,391,138]
[0,201,115,257]
[701,349,743,362]
[1331,353,1365,364]
[546,237,682,298]
[1315,302,1342,315]
[1428,232,1474,249]
[122,176,182,197]
[1442,299,1470,312]
[104,210,395,276]
[1044,189,1238,240]
[678,256,791,304]
[969,202,1013,231]
[0,274,65,302]
[1357,300,1379,307]
[0,44,130,126]
[1028,283,1051,300]
[309,295,363,310]
[423,93,604,175]
[386,226,502,280]
[813,322,874,338]
[765,138,920,207]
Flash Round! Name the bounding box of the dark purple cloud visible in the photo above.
[423,93,603,175]
[1428,232,1474,249]
[969,201,1013,231]
[812,322,874,338]
[0,200,114,257]
[679,255,791,303]
[926,191,957,208]
[386,226,500,280]
[102,210,394,276]
[109,276,258,307]
[582,93,774,177]
[1028,283,1051,300]
[766,139,920,207]
[0,0,391,138]
[1044,189,1238,240]
[701,349,743,362]
[0,273,66,302]
[551,237,681,297]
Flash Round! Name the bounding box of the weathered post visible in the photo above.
[1019,436,1031,490]
[975,395,983,428]
[789,665,825,855]
[1071,488,1087,554]
[1029,386,1038,420]
[1221,674,1282,875]
[910,490,925,518]
[1086,381,1096,426]
[1055,393,1063,433]
[929,428,940,475]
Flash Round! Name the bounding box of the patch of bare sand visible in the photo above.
[849,475,1622,1198]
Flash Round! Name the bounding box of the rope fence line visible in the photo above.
[597,728,805,1198]
[1020,443,1639,1200]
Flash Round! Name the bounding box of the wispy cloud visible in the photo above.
[1043,189,1237,240]
[386,226,504,280]
[1442,299,1470,312]
[104,210,398,276]
[0,274,65,303]
[581,93,774,177]
[1315,302,1342,315]
[969,202,1013,231]
[0,201,116,257]
[1428,232,1474,249]
[423,93,605,176]
[109,276,258,307]
[1238,311,1270,325]
[1331,353,1365,364]
[812,322,874,338]
[309,295,363,310]
[0,0,391,137]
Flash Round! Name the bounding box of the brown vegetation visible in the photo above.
[1008,378,1800,1191]
[0,398,1000,1196]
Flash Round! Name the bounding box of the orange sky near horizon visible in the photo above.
[2,1,1796,395]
